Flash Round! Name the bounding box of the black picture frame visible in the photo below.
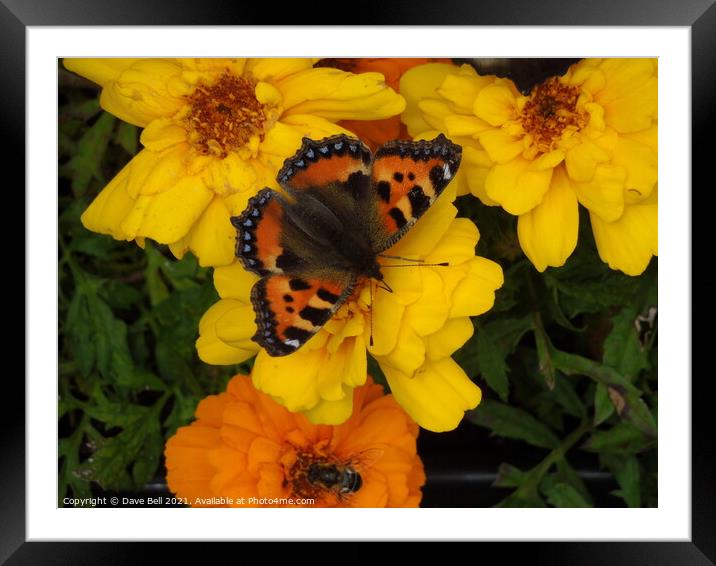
[9,0,708,561]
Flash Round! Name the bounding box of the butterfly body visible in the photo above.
[231,134,461,356]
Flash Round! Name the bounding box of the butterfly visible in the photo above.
[230,133,462,356]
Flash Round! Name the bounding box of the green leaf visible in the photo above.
[594,384,615,425]
[66,273,114,377]
[544,249,639,317]
[475,325,510,401]
[64,112,116,196]
[583,422,654,455]
[532,314,556,389]
[116,122,138,155]
[603,455,641,508]
[551,348,639,394]
[550,374,585,418]
[495,492,546,508]
[493,463,526,488]
[466,399,560,449]
[69,233,115,258]
[555,458,593,505]
[99,280,144,310]
[540,475,592,507]
[145,245,170,306]
[603,305,650,380]
[132,426,162,485]
[76,397,166,490]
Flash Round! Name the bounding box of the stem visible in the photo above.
[512,418,592,500]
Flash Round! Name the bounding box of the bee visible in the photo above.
[291,448,383,504]
[306,460,363,495]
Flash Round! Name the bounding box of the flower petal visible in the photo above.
[462,146,499,206]
[384,358,482,432]
[472,83,518,127]
[245,58,314,83]
[213,264,259,301]
[279,68,405,121]
[378,323,426,377]
[478,128,524,164]
[399,63,460,136]
[120,175,213,243]
[517,167,579,271]
[251,349,324,412]
[449,257,504,317]
[126,145,190,198]
[80,163,134,241]
[425,317,474,360]
[590,195,657,276]
[564,137,610,183]
[177,195,237,267]
[612,135,657,203]
[140,118,188,152]
[99,59,187,127]
[302,391,356,426]
[572,164,626,222]
[389,189,457,257]
[403,269,450,336]
[64,58,141,87]
[437,68,493,113]
[485,157,553,215]
[196,300,260,365]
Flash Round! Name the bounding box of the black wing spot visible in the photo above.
[429,165,447,191]
[285,326,313,342]
[289,278,312,291]
[317,288,340,304]
[286,306,295,313]
[408,172,415,181]
[276,250,303,271]
[345,171,368,199]
[407,186,430,217]
[299,306,332,326]
[377,181,391,203]
[389,207,408,229]
[283,294,294,302]
[393,172,404,183]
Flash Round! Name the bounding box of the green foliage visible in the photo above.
[58,75,244,504]
[454,196,658,508]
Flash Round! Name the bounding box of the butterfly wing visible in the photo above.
[251,273,355,356]
[368,134,462,251]
[230,177,357,357]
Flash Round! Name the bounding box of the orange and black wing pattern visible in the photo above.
[230,186,356,356]
[277,134,372,194]
[251,274,354,356]
[369,134,461,251]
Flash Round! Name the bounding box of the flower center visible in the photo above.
[185,73,268,157]
[520,77,588,152]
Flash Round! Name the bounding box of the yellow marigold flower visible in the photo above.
[196,182,503,432]
[400,59,658,275]
[63,58,406,267]
[165,374,425,507]
[315,58,449,150]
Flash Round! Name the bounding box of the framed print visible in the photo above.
[6,0,710,561]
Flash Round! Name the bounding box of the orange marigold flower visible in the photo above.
[316,58,450,150]
[165,375,425,507]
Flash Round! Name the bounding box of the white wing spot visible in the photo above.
[284,339,300,349]
[443,162,452,180]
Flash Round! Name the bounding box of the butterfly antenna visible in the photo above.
[369,280,375,347]
[377,254,425,263]
[381,262,449,268]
